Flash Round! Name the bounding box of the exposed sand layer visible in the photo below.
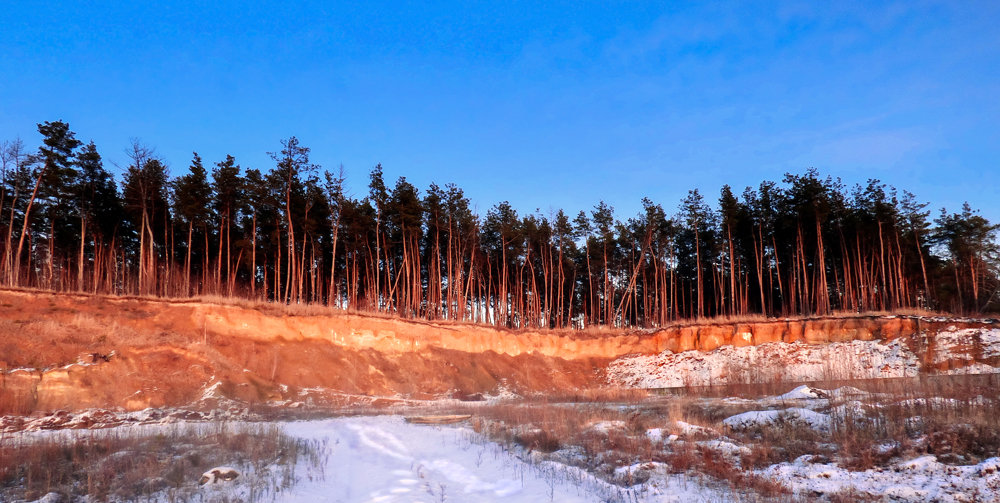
[1,288,996,412]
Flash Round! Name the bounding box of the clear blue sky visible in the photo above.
[2,1,998,223]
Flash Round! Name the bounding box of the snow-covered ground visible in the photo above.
[608,327,1000,388]
[273,416,735,503]
[281,416,600,502]
[196,399,1000,502]
[272,414,1000,503]
[761,454,1000,501]
[722,406,832,432]
[9,393,1000,502]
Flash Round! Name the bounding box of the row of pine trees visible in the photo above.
[1,121,997,328]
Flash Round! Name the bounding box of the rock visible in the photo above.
[199,466,240,485]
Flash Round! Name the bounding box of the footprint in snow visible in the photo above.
[349,423,412,461]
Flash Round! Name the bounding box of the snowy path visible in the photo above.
[280,416,611,503]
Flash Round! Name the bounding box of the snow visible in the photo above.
[586,420,625,433]
[269,416,751,502]
[696,439,750,458]
[829,399,871,419]
[774,385,828,401]
[672,420,717,437]
[934,327,1000,362]
[828,386,871,399]
[608,327,1000,389]
[8,414,743,503]
[200,380,226,400]
[9,403,999,502]
[761,455,1000,501]
[279,416,630,502]
[607,324,1000,389]
[608,339,922,388]
[723,408,832,432]
[940,362,1000,375]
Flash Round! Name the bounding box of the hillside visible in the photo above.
[1,288,998,414]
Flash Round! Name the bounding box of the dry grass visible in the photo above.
[0,422,328,503]
[433,373,1000,501]
[457,399,790,499]
[717,374,1000,471]
[832,376,1000,468]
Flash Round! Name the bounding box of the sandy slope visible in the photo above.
[2,287,998,413]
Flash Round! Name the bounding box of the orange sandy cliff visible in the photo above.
[0,288,994,413]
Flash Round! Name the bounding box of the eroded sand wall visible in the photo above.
[0,288,993,412]
[191,303,926,358]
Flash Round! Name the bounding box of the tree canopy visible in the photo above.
[2,121,998,327]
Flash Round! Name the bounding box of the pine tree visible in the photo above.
[212,155,244,295]
[122,144,170,295]
[172,153,213,295]
[73,142,121,291]
[36,120,82,287]
[267,137,317,303]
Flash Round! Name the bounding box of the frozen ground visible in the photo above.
[226,410,1000,502]
[281,415,596,502]
[272,416,732,503]
[761,454,1000,502]
[9,392,1000,502]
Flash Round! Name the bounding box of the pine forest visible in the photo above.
[1,120,997,329]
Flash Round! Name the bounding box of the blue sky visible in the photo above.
[2,1,998,223]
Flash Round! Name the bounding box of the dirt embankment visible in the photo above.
[0,288,993,413]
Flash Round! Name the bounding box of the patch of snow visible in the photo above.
[829,400,871,420]
[32,492,64,503]
[609,324,1000,389]
[933,327,1000,362]
[773,385,829,401]
[828,386,871,399]
[761,454,1000,502]
[938,362,1000,375]
[673,421,717,437]
[609,339,921,388]
[482,387,522,402]
[896,397,962,408]
[3,367,38,374]
[697,439,750,458]
[723,408,831,432]
[587,420,625,433]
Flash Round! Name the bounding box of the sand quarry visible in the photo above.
[2,289,1000,502]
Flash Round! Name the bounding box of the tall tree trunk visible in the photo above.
[815,216,829,314]
[185,221,193,296]
[78,216,86,291]
[251,212,257,299]
[694,224,703,318]
[726,225,742,315]
[913,228,930,308]
[14,169,45,287]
